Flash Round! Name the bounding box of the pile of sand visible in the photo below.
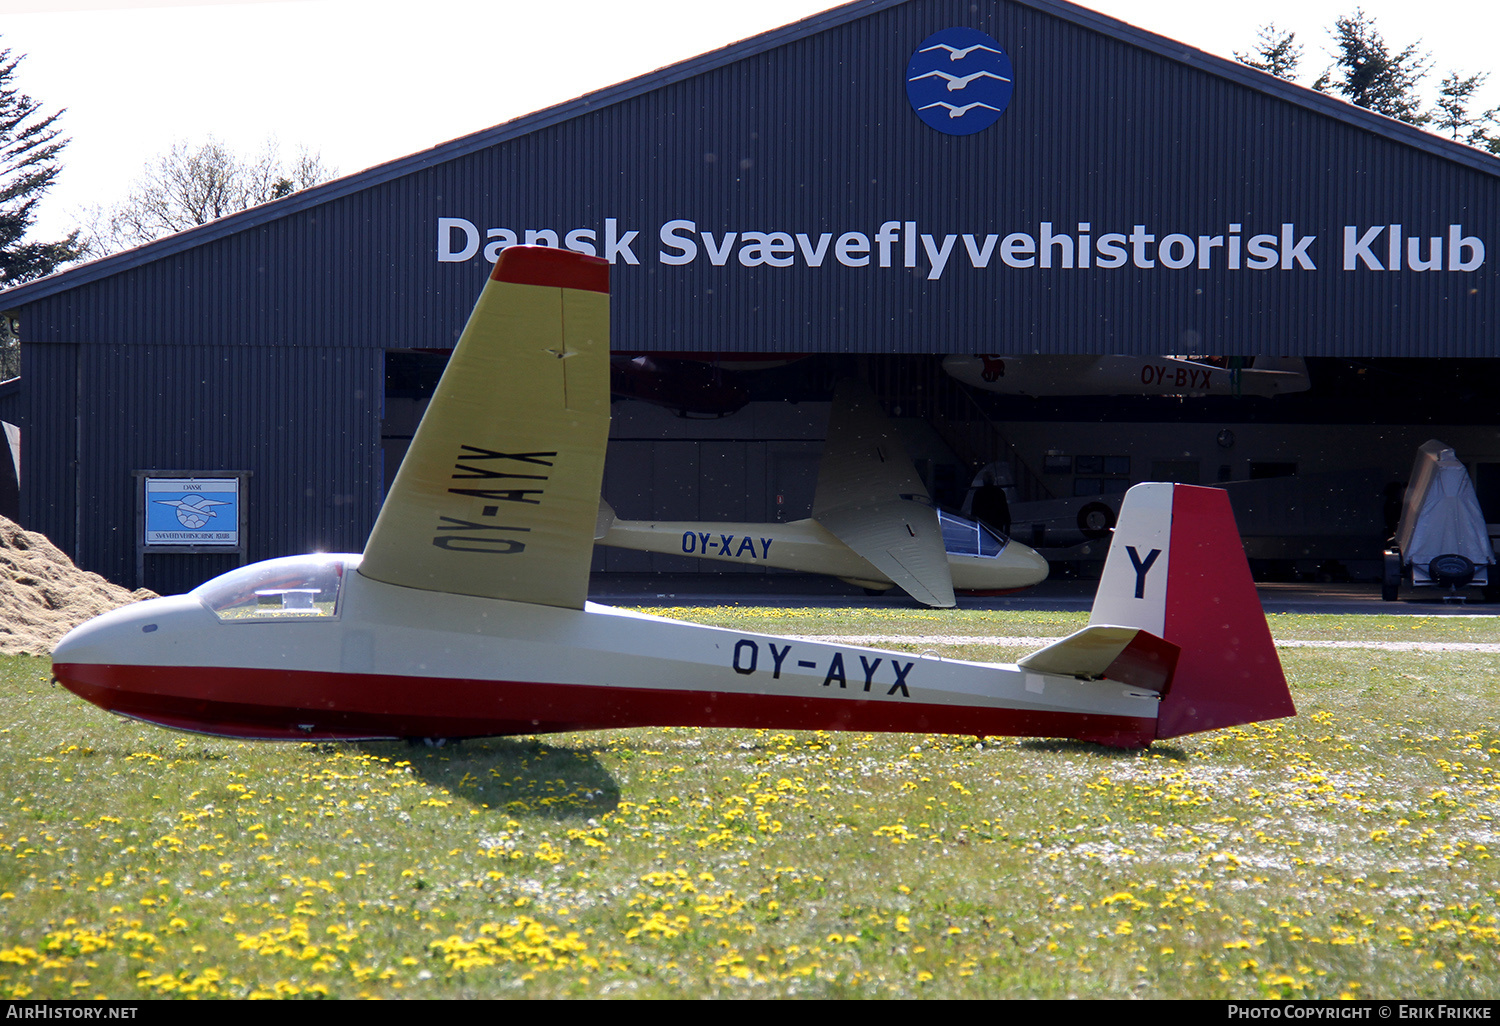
[0,516,156,656]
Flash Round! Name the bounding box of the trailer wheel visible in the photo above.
[1382,549,1402,602]
[1428,553,1477,588]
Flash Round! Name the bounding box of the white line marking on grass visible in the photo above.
[786,635,1500,653]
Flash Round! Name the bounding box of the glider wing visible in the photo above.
[359,247,611,608]
[811,382,955,608]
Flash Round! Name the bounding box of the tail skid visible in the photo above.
[1089,483,1295,740]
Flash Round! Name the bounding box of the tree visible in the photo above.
[83,138,335,256]
[1235,24,1302,81]
[1434,71,1500,147]
[0,45,82,287]
[1313,9,1432,126]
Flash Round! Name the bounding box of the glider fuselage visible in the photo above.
[52,554,1157,745]
[600,514,1048,593]
[941,355,1311,397]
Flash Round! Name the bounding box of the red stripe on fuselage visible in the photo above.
[53,662,1156,747]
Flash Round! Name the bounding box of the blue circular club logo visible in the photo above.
[905,27,1015,136]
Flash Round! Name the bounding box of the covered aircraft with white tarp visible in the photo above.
[1383,440,1496,600]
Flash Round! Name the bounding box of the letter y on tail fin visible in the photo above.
[1090,483,1295,739]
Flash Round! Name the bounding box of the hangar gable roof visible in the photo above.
[5,0,1498,358]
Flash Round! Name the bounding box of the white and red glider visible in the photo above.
[53,247,1294,748]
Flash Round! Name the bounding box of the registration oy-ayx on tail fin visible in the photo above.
[360,247,611,608]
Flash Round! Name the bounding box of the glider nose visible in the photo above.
[53,593,189,662]
[52,594,207,711]
[1009,539,1049,586]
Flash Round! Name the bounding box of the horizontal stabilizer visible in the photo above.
[1019,625,1179,694]
[595,498,616,540]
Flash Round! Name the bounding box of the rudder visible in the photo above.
[1090,483,1294,739]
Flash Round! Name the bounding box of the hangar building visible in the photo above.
[2,0,1498,593]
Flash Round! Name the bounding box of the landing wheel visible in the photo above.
[406,737,460,749]
[1077,502,1115,540]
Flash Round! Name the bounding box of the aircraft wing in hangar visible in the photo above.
[810,381,956,608]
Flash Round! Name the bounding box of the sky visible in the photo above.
[4,0,1498,245]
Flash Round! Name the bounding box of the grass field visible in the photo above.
[3,607,1499,999]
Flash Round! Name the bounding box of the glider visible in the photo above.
[609,353,750,418]
[596,379,1048,606]
[942,355,1311,398]
[52,246,1294,749]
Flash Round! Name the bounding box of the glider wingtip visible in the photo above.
[492,245,610,293]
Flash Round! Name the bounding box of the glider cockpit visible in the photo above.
[936,509,1008,558]
[194,555,351,621]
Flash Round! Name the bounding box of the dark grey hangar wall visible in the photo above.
[2,0,1498,589]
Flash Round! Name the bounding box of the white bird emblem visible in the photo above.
[918,42,1005,61]
[918,101,1004,119]
[155,495,230,529]
[908,69,1012,91]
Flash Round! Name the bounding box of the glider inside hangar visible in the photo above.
[595,380,1048,606]
[52,246,1294,749]
[942,355,1310,397]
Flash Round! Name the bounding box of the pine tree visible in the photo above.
[0,45,80,286]
[1434,71,1500,147]
[1314,9,1431,126]
[1235,24,1302,81]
